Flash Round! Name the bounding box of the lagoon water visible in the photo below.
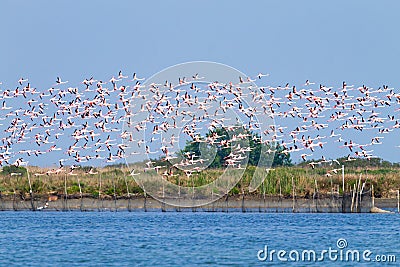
[0,211,399,266]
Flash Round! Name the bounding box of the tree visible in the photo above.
[179,126,292,168]
[1,165,27,176]
[272,144,292,167]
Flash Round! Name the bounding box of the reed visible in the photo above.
[1,165,400,202]
[292,176,295,212]
[372,184,375,207]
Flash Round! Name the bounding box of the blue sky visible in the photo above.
[1,0,400,165]
[2,0,399,86]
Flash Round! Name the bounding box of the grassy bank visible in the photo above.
[0,165,399,200]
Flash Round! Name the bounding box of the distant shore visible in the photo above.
[0,195,397,212]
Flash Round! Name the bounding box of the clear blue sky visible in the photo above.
[1,0,400,165]
[2,0,399,86]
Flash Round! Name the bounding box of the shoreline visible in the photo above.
[0,195,397,212]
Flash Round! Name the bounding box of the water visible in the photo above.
[0,212,399,266]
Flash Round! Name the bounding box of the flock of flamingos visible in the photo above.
[0,71,398,179]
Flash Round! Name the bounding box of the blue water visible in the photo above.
[0,212,399,266]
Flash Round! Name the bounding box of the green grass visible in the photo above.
[1,165,399,199]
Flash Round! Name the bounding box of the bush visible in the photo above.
[1,166,27,176]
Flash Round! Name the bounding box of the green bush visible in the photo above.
[1,166,27,176]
